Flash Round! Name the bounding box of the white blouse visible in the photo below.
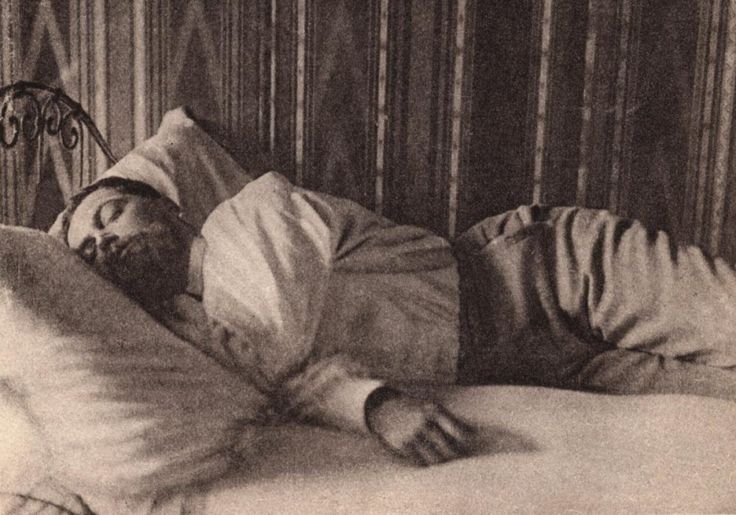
[198,172,460,388]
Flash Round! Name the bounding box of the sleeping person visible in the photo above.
[53,170,736,467]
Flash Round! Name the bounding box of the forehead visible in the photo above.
[67,187,126,247]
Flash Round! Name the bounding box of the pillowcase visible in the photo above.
[0,225,269,500]
[0,379,49,492]
[49,107,258,237]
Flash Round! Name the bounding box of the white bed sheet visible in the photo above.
[127,385,736,514]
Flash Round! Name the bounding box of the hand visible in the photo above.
[365,391,476,466]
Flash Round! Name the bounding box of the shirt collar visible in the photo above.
[186,236,207,299]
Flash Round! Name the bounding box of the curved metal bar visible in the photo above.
[20,93,43,141]
[0,100,20,148]
[59,109,81,150]
[42,92,62,135]
[0,80,118,164]
[0,89,45,143]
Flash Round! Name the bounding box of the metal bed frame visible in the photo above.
[0,80,116,163]
[1,80,119,226]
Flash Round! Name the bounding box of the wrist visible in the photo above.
[364,386,403,433]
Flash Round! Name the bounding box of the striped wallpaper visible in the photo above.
[2,0,736,259]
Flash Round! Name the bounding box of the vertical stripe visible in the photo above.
[1,0,19,224]
[69,0,80,192]
[161,0,166,121]
[532,0,554,204]
[685,0,712,236]
[36,131,45,222]
[228,0,244,135]
[239,1,246,134]
[576,0,597,205]
[256,0,267,148]
[148,0,159,132]
[447,0,468,237]
[694,0,723,243]
[11,0,18,225]
[94,0,108,178]
[222,1,229,126]
[133,0,147,144]
[709,0,736,253]
[1,0,7,224]
[0,0,4,80]
[1,0,4,224]
[239,0,245,133]
[295,0,307,185]
[270,0,277,153]
[608,0,633,212]
[78,0,92,186]
[232,0,242,132]
[305,0,317,185]
[1,0,6,224]
[374,0,389,215]
[158,0,168,124]
[222,0,235,130]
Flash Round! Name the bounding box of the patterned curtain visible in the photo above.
[3,0,736,261]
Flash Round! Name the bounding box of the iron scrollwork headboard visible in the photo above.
[0,80,117,163]
[0,81,118,227]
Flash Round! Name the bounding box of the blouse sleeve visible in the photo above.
[200,172,338,383]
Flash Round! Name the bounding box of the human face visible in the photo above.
[66,187,193,307]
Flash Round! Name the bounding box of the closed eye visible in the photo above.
[97,198,126,228]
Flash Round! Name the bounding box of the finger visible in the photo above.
[433,406,476,440]
[417,429,452,464]
[406,438,441,466]
[425,418,468,458]
[423,420,462,461]
[430,413,477,458]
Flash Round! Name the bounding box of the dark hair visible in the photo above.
[58,176,166,245]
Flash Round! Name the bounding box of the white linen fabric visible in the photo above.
[148,386,736,515]
[49,107,255,238]
[198,172,460,390]
[0,226,269,499]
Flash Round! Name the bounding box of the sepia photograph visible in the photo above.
[1,0,735,513]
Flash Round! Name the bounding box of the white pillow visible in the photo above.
[0,380,48,492]
[0,226,268,499]
[49,107,257,236]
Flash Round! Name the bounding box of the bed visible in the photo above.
[1,82,735,514]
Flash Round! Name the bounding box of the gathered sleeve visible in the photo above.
[200,172,339,384]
